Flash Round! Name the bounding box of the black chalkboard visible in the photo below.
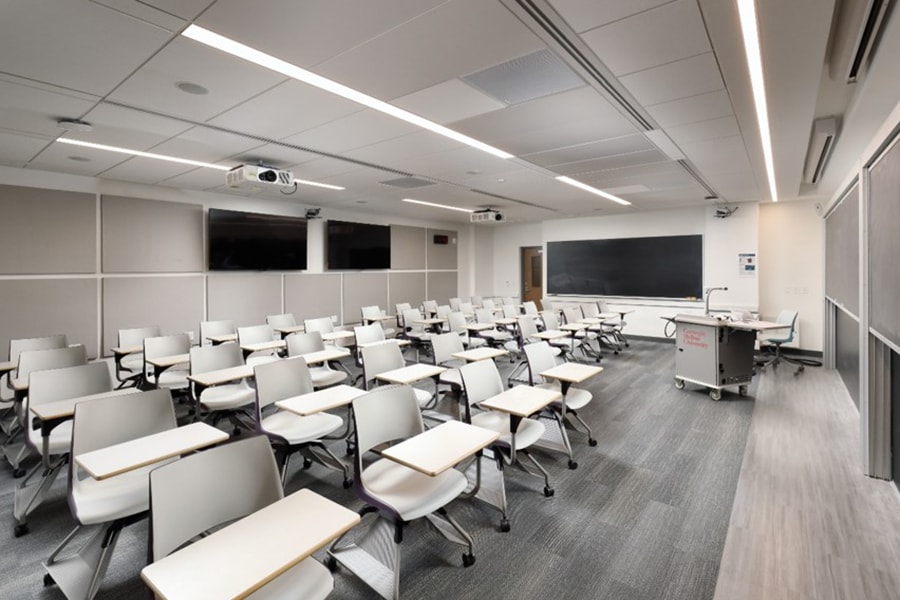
[547,235,703,298]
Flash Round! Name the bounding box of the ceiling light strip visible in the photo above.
[57,138,231,170]
[402,198,474,213]
[737,0,778,202]
[182,25,514,160]
[294,178,344,191]
[555,176,631,206]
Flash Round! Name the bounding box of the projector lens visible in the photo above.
[258,169,277,182]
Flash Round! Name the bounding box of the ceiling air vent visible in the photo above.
[379,177,436,189]
[803,118,839,184]
[828,0,891,83]
[462,48,584,105]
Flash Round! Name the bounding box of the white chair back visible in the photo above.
[304,317,334,335]
[253,357,315,410]
[501,297,515,306]
[448,312,468,334]
[436,305,452,320]
[449,298,462,311]
[144,334,190,362]
[470,296,483,308]
[189,343,243,375]
[581,303,600,318]
[422,300,438,315]
[431,332,464,365]
[562,306,583,324]
[459,301,474,315]
[199,320,235,346]
[286,331,325,356]
[523,341,557,383]
[360,341,404,389]
[474,308,494,325]
[28,362,112,405]
[523,301,538,316]
[459,359,504,406]
[9,334,67,366]
[517,316,539,342]
[361,305,383,322]
[17,345,88,384]
[502,305,518,318]
[354,324,385,346]
[119,326,161,348]
[149,435,282,561]
[237,324,276,345]
[266,313,297,329]
[541,310,561,330]
[352,386,423,459]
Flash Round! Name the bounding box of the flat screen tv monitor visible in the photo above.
[208,208,307,271]
[326,220,391,270]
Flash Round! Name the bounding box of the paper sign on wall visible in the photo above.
[738,252,756,277]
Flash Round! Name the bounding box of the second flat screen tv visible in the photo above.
[208,208,307,271]
[326,220,391,270]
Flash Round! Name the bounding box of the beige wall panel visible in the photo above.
[102,276,204,354]
[342,273,388,325]
[0,278,98,359]
[102,195,204,273]
[285,273,342,322]
[389,272,426,313]
[427,272,458,305]
[390,225,426,270]
[207,274,281,328]
[426,228,458,270]
[0,184,96,274]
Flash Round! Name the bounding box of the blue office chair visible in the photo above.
[758,310,803,374]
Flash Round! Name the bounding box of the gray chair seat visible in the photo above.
[309,365,348,388]
[73,460,171,524]
[439,368,462,389]
[361,458,468,520]
[28,420,72,456]
[200,384,255,411]
[247,557,333,600]
[537,383,592,410]
[261,410,343,444]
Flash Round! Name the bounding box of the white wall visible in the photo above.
[490,222,542,298]
[759,200,824,351]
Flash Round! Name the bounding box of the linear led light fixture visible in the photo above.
[402,198,474,213]
[293,178,344,191]
[182,25,514,160]
[57,138,231,171]
[737,0,778,202]
[555,176,631,206]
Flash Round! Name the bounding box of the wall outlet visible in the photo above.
[186,331,195,342]
[331,315,338,324]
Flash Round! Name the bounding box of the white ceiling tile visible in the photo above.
[397,146,514,182]
[645,90,734,127]
[197,0,447,69]
[98,158,198,184]
[619,52,724,106]
[316,0,545,100]
[149,127,263,164]
[0,78,99,139]
[136,0,211,21]
[523,134,655,167]
[392,79,507,125]
[224,143,322,171]
[161,167,230,190]
[0,132,52,167]
[581,0,711,76]
[0,2,172,95]
[342,131,464,170]
[549,0,675,33]
[207,80,364,141]
[89,0,187,30]
[108,38,287,122]
[553,149,669,176]
[666,116,740,145]
[281,110,419,155]
[27,141,132,176]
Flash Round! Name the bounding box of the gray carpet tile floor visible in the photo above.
[0,339,756,599]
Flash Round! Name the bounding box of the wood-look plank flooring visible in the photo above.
[714,365,900,600]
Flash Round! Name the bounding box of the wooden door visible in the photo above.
[521,246,543,310]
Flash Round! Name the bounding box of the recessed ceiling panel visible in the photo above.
[28,140,131,176]
[619,52,724,107]
[645,89,734,127]
[227,143,322,170]
[398,146,514,182]
[207,80,364,141]
[0,132,51,167]
[161,167,228,190]
[549,149,669,176]
[666,116,740,145]
[0,2,171,95]
[581,0,711,76]
[149,126,263,164]
[342,131,464,169]
[0,78,99,139]
[549,0,674,33]
[109,38,286,123]
[137,0,211,20]
[316,0,544,101]
[392,79,507,125]
[462,49,585,105]
[98,157,198,184]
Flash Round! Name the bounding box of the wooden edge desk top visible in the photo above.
[533,330,570,340]
[75,422,228,480]
[478,385,561,418]
[31,388,140,421]
[492,317,518,325]
[111,345,142,356]
[141,489,360,600]
[273,325,305,335]
[376,363,446,385]
[187,364,254,388]
[560,323,588,331]
[146,353,190,369]
[301,347,351,364]
[0,361,15,375]
[381,421,499,476]
[206,333,238,344]
[672,314,788,332]
[540,362,603,383]
[413,318,447,325]
[241,340,286,353]
[357,339,411,349]
[320,330,355,342]
[276,384,366,416]
[452,347,509,362]
[367,314,396,321]
[464,323,495,332]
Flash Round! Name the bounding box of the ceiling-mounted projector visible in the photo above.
[226,164,294,190]
[470,208,506,224]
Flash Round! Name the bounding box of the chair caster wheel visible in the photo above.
[499,518,510,533]
[302,458,313,470]
[324,556,338,572]
[12,468,25,478]
[43,573,54,587]
[14,524,29,537]
[614,351,619,355]
[568,460,578,470]
[588,438,597,447]
[342,478,352,489]
[508,382,513,388]
[543,486,555,497]
[462,552,476,567]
